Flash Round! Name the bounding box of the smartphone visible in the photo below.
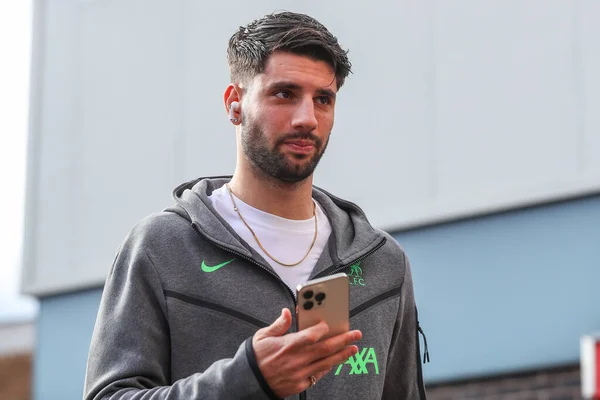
[296,273,349,339]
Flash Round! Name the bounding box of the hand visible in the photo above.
[252,308,361,398]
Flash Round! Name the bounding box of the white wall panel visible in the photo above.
[314,1,434,228]
[24,0,184,293]
[29,0,79,290]
[581,0,600,175]
[23,0,600,295]
[179,0,242,181]
[434,0,579,204]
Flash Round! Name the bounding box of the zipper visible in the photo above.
[192,223,298,305]
[193,223,302,400]
[418,325,430,364]
[193,223,387,400]
[415,307,428,399]
[301,237,386,400]
[316,237,387,279]
[164,289,269,328]
[349,285,402,318]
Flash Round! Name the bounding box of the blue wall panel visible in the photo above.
[33,196,600,397]
[399,196,600,382]
[34,289,102,400]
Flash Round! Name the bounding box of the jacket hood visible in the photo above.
[168,176,386,270]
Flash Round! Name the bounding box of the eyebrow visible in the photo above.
[267,81,337,100]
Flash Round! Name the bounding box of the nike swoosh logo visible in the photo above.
[201,259,235,273]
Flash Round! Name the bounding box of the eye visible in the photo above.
[275,91,291,99]
[317,96,331,105]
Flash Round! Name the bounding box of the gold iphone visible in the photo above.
[296,273,349,339]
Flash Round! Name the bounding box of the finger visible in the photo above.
[256,308,291,339]
[303,368,332,392]
[291,320,330,348]
[313,366,332,382]
[305,345,359,377]
[308,329,362,360]
[315,369,330,381]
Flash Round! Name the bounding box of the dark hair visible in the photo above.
[227,11,352,89]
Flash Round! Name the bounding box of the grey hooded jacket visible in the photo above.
[83,176,428,399]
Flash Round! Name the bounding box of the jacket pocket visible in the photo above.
[350,286,402,318]
[164,289,269,328]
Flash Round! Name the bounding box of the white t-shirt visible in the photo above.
[208,184,332,294]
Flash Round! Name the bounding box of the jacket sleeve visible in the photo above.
[83,229,274,400]
[382,251,428,399]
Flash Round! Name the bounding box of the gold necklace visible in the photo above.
[226,183,318,267]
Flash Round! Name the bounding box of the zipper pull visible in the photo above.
[418,324,430,363]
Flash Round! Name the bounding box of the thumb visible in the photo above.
[257,308,291,339]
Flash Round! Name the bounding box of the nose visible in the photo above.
[291,97,318,132]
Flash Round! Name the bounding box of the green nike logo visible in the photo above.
[201,259,235,273]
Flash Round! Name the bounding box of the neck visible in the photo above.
[228,166,315,220]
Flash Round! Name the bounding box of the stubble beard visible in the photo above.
[241,113,330,184]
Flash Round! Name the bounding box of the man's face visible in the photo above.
[240,52,337,183]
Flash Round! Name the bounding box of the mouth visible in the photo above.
[282,140,316,155]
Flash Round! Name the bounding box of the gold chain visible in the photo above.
[225,183,318,267]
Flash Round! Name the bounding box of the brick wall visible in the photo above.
[0,353,32,400]
[426,364,582,400]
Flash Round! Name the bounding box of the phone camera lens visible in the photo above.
[303,290,313,299]
[315,292,326,302]
[303,301,314,310]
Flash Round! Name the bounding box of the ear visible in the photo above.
[224,84,242,122]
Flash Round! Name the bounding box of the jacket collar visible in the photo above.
[171,176,385,275]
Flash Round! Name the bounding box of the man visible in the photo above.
[84,11,427,400]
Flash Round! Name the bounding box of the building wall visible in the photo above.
[426,364,581,400]
[32,195,600,399]
[0,353,33,400]
[0,321,35,356]
[397,195,600,382]
[23,0,600,296]
[33,290,100,400]
[0,321,35,400]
